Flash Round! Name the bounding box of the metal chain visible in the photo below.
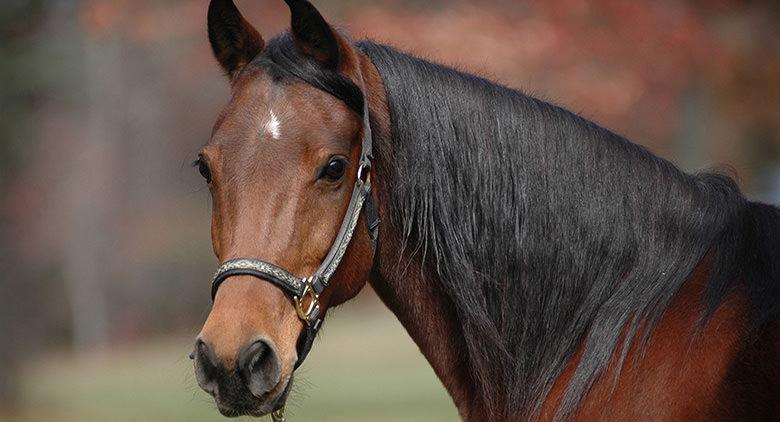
[271,406,286,422]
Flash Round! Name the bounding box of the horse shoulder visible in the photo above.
[540,260,755,421]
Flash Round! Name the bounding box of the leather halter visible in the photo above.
[209,95,379,370]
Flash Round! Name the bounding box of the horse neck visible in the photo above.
[368,239,485,419]
[358,54,487,420]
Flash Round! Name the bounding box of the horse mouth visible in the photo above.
[214,373,293,417]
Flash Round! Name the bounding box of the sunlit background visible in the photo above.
[1,0,778,420]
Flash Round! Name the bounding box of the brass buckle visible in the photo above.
[293,277,319,326]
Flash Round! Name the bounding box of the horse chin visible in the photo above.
[214,373,293,418]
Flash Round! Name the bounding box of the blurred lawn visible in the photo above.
[7,301,458,422]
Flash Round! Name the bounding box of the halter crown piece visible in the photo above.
[209,91,379,371]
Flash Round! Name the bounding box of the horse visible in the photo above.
[191,0,780,420]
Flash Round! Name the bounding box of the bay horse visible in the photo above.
[192,0,780,420]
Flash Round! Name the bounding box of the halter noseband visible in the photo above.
[209,95,379,369]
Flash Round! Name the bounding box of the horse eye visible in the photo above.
[194,158,211,183]
[322,158,347,181]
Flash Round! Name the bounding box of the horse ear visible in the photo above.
[208,0,265,78]
[284,0,340,69]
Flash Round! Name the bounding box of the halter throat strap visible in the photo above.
[209,97,378,369]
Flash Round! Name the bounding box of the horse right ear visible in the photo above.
[208,0,265,79]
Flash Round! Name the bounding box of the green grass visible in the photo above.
[8,303,458,421]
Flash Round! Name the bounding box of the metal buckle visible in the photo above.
[293,277,319,326]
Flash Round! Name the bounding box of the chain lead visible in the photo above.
[271,405,286,422]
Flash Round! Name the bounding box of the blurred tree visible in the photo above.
[0,0,44,409]
[62,0,119,351]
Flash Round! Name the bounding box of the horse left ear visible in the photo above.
[284,0,340,70]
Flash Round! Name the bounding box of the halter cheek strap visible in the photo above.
[209,97,378,369]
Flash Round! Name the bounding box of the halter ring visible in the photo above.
[357,163,371,183]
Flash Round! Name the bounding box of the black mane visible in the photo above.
[358,42,780,419]
[257,34,780,419]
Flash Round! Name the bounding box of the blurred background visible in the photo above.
[1,0,778,420]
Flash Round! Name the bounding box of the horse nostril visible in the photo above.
[238,339,281,398]
[193,339,219,396]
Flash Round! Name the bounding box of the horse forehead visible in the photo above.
[209,83,282,145]
[228,76,277,121]
[210,74,359,150]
